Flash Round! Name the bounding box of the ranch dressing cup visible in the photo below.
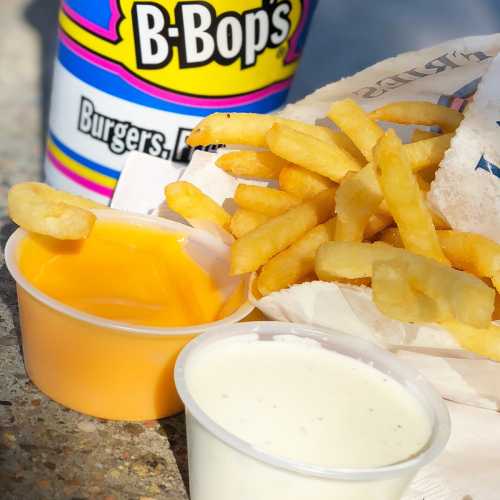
[45,1,317,204]
[175,322,450,500]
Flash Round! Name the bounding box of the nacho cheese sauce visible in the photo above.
[186,335,432,469]
[18,220,224,327]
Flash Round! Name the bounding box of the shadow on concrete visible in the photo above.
[23,0,59,178]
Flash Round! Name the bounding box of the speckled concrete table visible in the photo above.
[0,2,189,498]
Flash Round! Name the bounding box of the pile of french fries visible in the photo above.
[165,99,500,361]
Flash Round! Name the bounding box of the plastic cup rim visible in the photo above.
[174,321,451,481]
[4,210,253,336]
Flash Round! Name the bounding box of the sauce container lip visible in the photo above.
[174,321,451,481]
[4,210,253,337]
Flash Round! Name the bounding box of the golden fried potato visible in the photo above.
[234,184,301,216]
[165,181,230,230]
[279,165,335,200]
[411,129,441,141]
[328,98,385,161]
[257,218,336,295]
[374,129,449,264]
[215,151,286,179]
[370,101,463,132]
[8,182,100,240]
[364,213,394,239]
[372,252,495,328]
[404,133,452,171]
[230,209,269,238]
[230,188,336,275]
[266,124,361,182]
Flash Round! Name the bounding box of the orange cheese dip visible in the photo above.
[18,220,225,327]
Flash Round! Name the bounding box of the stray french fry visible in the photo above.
[230,209,269,238]
[234,184,301,216]
[372,252,494,327]
[370,101,463,132]
[165,181,230,229]
[8,182,99,240]
[257,218,336,295]
[328,98,385,161]
[374,129,449,264]
[231,188,336,275]
[411,129,440,141]
[364,213,394,239]
[334,163,384,242]
[187,112,364,150]
[266,124,362,182]
[403,133,452,171]
[215,151,286,179]
[279,165,335,200]
[442,320,500,362]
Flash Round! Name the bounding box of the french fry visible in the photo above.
[266,124,362,182]
[372,252,495,327]
[8,182,100,240]
[403,133,452,171]
[187,112,364,150]
[442,320,500,362]
[411,129,441,141]
[215,151,286,179]
[279,165,335,200]
[436,230,500,278]
[316,241,403,281]
[374,129,449,264]
[231,188,336,275]
[334,163,384,242]
[379,228,500,280]
[257,218,336,295]
[230,209,269,238]
[364,213,394,239]
[494,272,500,294]
[328,98,385,161]
[370,101,463,132]
[165,181,230,230]
[234,184,301,216]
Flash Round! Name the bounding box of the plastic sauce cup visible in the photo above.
[175,322,450,500]
[5,210,253,421]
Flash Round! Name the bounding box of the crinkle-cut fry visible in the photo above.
[315,241,404,281]
[411,129,441,141]
[234,184,301,216]
[442,320,500,362]
[403,133,452,171]
[279,165,335,200]
[257,218,336,295]
[215,151,286,179]
[369,101,463,132]
[8,182,99,240]
[372,252,495,328]
[187,112,362,149]
[266,124,362,182]
[364,213,394,240]
[436,230,500,278]
[374,129,449,264]
[328,98,385,162]
[230,209,269,238]
[230,188,336,275]
[165,181,230,230]
[334,163,384,242]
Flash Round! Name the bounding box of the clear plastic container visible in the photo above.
[5,210,253,421]
[175,321,450,500]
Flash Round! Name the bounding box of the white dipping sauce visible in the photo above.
[184,334,434,500]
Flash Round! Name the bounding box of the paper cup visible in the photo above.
[175,322,450,500]
[5,210,253,421]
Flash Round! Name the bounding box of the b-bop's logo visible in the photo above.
[58,0,313,107]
